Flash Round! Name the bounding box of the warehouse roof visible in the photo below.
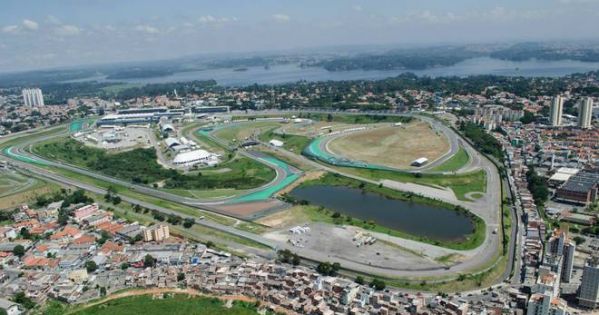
[549,168,580,182]
[173,149,213,164]
[164,137,181,148]
[559,172,599,193]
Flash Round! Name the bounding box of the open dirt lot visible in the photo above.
[327,121,450,169]
[279,121,357,138]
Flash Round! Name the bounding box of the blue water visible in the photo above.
[64,57,599,87]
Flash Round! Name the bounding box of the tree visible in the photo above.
[120,263,129,270]
[355,276,365,285]
[111,196,122,205]
[85,260,98,273]
[177,272,185,282]
[292,254,301,266]
[19,228,31,240]
[183,218,195,228]
[144,254,156,267]
[12,245,25,258]
[12,292,35,309]
[326,113,333,122]
[370,278,386,290]
[519,110,535,124]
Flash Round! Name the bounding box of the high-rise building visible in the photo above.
[562,242,576,283]
[578,258,599,308]
[579,97,593,129]
[21,88,44,107]
[547,230,566,257]
[550,96,563,127]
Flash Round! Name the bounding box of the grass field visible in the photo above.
[213,121,281,145]
[0,171,33,196]
[64,294,262,315]
[0,170,61,209]
[258,127,312,154]
[429,147,470,173]
[337,166,486,201]
[327,121,450,170]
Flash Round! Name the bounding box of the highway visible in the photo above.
[0,109,514,287]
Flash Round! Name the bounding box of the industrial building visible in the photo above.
[172,149,219,167]
[548,167,580,187]
[555,171,599,205]
[191,105,230,114]
[96,107,184,126]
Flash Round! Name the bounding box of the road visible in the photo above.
[0,110,514,286]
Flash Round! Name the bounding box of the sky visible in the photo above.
[1,0,599,72]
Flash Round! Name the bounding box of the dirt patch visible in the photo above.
[327,121,449,169]
[256,205,310,228]
[276,171,324,197]
[0,185,57,210]
[217,199,283,218]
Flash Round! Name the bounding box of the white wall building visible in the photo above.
[550,96,563,127]
[22,88,44,107]
[579,97,593,129]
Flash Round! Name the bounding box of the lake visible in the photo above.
[289,185,474,241]
[65,57,599,87]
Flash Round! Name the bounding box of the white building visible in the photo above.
[269,139,284,147]
[579,97,593,129]
[22,88,44,107]
[411,157,428,167]
[578,258,599,308]
[550,96,563,127]
[172,149,219,167]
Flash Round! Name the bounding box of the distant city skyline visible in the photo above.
[2,0,599,72]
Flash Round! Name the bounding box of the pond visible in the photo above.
[290,185,474,241]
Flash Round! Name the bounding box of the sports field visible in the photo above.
[327,121,450,169]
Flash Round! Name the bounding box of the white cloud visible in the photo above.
[46,15,62,25]
[135,25,160,34]
[1,25,19,34]
[272,14,290,22]
[55,25,81,36]
[197,15,238,25]
[352,5,363,12]
[22,19,39,31]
